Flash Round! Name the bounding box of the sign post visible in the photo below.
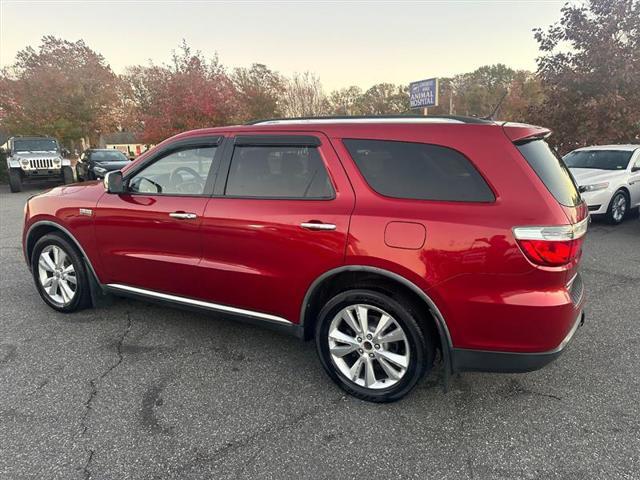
[409,78,439,115]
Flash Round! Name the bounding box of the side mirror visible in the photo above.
[632,166,640,172]
[104,171,124,194]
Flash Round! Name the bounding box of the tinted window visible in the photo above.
[343,139,494,202]
[225,146,334,198]
[128,146,217,195]
[91,150,128,162]
[563,150,633,171]
[517,140,580,207]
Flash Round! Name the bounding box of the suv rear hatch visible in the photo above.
[504,123,588,287]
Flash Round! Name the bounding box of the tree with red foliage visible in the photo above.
[532,0,640,153]
[0,36,119,145]
[122,41,241,144]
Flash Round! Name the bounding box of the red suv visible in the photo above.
[22,116,587,402]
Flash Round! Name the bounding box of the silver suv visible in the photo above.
[3,136,73,192]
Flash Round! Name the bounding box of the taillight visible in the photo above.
[513,217,588,267]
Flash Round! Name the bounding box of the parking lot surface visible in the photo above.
[1,183,639,480]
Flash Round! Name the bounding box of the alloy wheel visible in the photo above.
[37,245,77,306]
[328,304,410,389]
[612,193,627,222]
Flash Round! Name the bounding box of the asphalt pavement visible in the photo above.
[1,182,639,479]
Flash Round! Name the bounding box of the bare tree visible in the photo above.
[279,72,329,117]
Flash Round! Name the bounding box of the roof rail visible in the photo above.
[247,115,493,125]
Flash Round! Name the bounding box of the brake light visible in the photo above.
[513,217,588,267]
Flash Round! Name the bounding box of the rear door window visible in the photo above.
[516,140,581,207]
[342,139,495,202]
[225,145,334,199]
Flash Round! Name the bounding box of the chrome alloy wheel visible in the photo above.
[328,304,410,389]
[612,193,627,222]
[37,245,77,306]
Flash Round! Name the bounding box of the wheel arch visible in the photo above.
[300,266,453,372]
[25,220,101,284]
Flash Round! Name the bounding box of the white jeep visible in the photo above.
[3,136,73,192]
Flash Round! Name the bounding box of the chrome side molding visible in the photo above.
[106,283,293,325]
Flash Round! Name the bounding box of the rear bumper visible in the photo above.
[451,310,584,373]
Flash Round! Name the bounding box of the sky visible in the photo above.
[0,0,567,91]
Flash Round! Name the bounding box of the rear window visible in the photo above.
[516,140,581,207]
[342,139,495,202]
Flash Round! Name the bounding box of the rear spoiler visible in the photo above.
[502,122,551,143]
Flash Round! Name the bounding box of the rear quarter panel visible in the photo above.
[331,124,580,352]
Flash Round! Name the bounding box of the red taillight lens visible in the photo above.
[513,217,588,267]
[516,237,584,266]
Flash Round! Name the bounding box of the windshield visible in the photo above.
[91,150,128,162]
[14,139,59,152]
[564,150,634,171]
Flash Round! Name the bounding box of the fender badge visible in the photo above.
[79,208,93,216]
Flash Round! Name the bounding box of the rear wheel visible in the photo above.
[8,169,22,192]
[606,190,628,225]
[62,166,74,184]
[315,289,433,403]
[31,233,91,312]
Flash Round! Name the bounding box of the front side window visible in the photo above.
[128,146,217,195]
[225,146,334,198]
[343,139,495,202]
[563,150,634,171]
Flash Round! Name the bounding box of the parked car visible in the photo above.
[22,116,588,402]
[563,145,640,224]
[76,149,131,181]
[3,136,73,192]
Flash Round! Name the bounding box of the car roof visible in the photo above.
[11,136,57,140]
[570,145,639,152]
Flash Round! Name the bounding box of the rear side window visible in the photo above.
[225,146,334,199]
[516,140,580,207]
[342,139,495,202]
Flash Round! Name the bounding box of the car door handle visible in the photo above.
[300,222,336,231]
[169,212,197,220]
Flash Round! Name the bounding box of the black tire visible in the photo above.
[8,169,22,193]
[62,166,74,184]
[31,233,92,313]
[75,166,84,182]
[315,289,434,403]
[605,190,629,225]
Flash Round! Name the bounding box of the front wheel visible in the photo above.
[606,190,628,225]
[31,233,92,312]
[8,169,22,192]
[62,166,74,184]
[315,289,434,403]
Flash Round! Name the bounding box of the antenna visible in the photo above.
[483,88,510,120]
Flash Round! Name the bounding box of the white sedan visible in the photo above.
[564,145,640,224]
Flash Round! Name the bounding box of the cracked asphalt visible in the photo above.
[1,182,639,480]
